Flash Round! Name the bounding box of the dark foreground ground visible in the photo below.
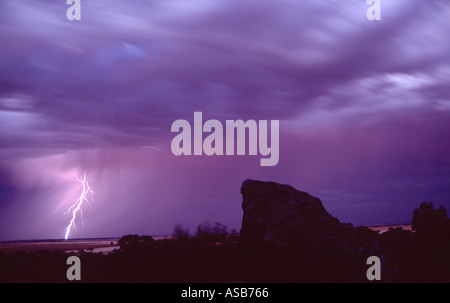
[0,224,449,283]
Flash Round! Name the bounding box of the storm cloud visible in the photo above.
[0,0,449,240]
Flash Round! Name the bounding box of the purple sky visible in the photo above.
[0,0,449,240]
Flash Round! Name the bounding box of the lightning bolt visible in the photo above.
[64,172,93,240]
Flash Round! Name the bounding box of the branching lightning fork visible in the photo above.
[64,172,93,240]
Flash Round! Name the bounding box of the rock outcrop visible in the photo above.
[240,179,341,246]
[240,179,388,281]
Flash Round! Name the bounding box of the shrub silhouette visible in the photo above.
[195,222,229,244]
[118,234,155,251]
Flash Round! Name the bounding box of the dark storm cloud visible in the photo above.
[0,0,448,159]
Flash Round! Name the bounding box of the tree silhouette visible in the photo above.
[173,224,190,240]
[412,202,447,235]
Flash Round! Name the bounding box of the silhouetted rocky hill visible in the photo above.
[240,179,388,281]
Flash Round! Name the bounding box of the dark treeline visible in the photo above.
[0,202,449,282]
